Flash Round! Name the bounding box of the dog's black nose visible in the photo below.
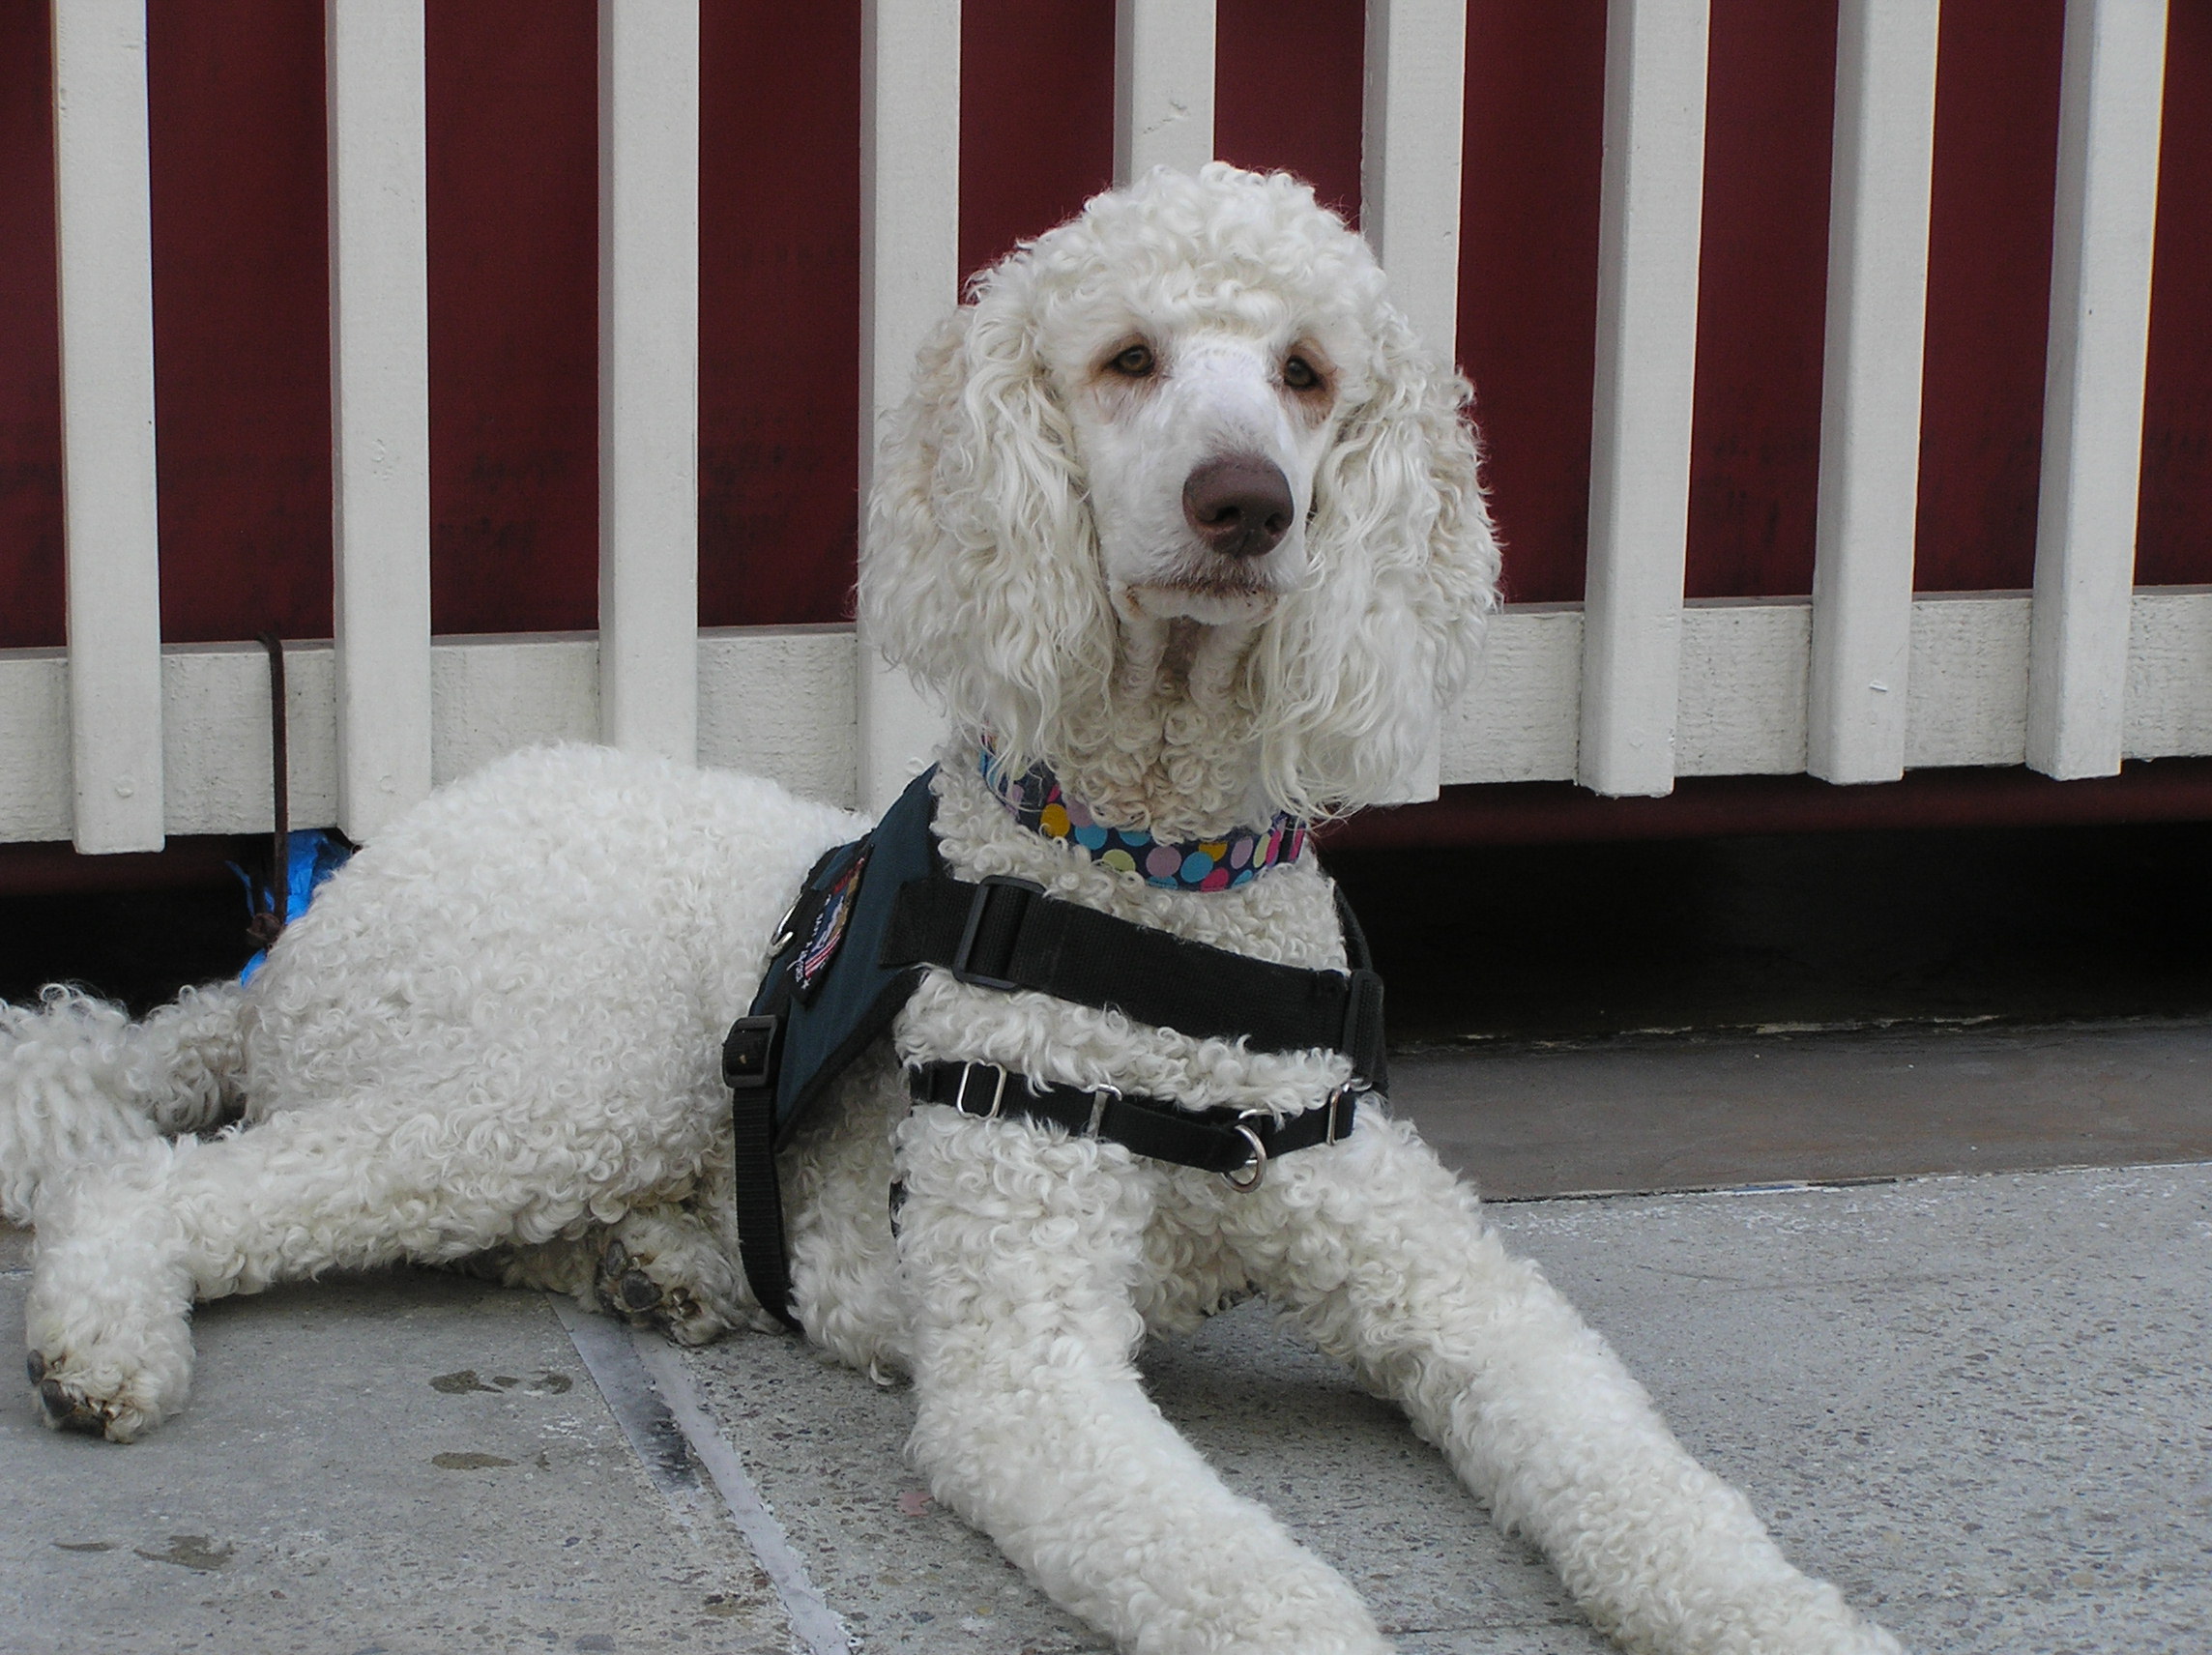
[1182,455,1295,560]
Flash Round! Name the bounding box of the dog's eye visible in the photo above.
[1283,355,1320,391]
[1108,343,1155,378]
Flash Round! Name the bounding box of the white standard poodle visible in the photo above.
[2,166,1903,1655]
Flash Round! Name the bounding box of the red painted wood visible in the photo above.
[0,0,62,650]
[145,0,334,645]
[2139,0,2212,590]
[424,0,598,636]
[958,0,1114,285]
[1,3,2207,665]
[1214,0,1366,225]
[1324,758,2212,849]
[1456,1,1608,605]
[699,1,863,628]
[1912,0,2065,594]
[1683,0,1838,600]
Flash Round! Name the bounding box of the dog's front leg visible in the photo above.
[893,1104,1391,1655]
[1227,1112,1904,1655]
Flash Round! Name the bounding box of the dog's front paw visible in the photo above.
[25,1348,164,1442]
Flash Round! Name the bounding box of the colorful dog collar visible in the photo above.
[979,749,1307,890]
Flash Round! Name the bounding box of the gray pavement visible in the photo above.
[0,1263,791,1655]
[1393,1018,2212,1198]
[4,1026,2209,1654]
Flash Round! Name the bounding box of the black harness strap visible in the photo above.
[725,1023,800,1331]
[908,1060,1357,1183]
[883,871,1388,1093]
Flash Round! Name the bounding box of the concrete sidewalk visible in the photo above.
[5,1029,2209,1653]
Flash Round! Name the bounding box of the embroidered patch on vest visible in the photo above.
[794,847,868,992]
[980,750,1307,890]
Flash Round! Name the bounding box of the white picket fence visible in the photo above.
[4,0,2205,857]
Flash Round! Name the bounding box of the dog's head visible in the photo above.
[862,164,1499,828]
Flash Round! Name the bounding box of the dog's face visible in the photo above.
[1052,320,1352,631]
[863,165,1499,824]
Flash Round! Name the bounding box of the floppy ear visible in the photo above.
[859,276,1118,770]
[1242,309,1500,817]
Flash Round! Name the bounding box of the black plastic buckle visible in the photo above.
[949,876,1044,991]
[722,1014,783,1092]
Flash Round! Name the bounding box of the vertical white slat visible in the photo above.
[598,0,699,762]
[2026,0,2168,779]
[857,0,959,813]
[1362,0,1470,802]
[1805,0,1942,786]
[1362,0,1469,362]
[326,0,432,841]
[1114,0,1215,184]
[51,0,165,852]
[1578,0,1710,798]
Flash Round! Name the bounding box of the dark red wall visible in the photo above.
[1683,0,1839,601]
[1216,0,1367,224]
[146,0,334,645]
[1459,1,1608,606]
[959,0,1115,285]
[0,0,61,651]
[1,1,2207,655]
[700,3,865,631]
[1913,0,2066,595]
[423,1,598,636]
[2140,0,2212,590]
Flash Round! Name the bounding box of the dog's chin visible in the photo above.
[1110,580,1279,711]
[1117,582,1278,627]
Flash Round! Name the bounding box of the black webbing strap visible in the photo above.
[907,1060,1357,1183]
[721,838,854,1334]
[882,872,1388,1093]
[725,1016,800,1332]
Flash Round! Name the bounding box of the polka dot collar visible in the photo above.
[979,749,1308,891]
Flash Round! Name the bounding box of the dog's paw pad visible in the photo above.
[593,1234,723,1343]
[37,1375,118,1437]
[26,1350,47,1385]
[657,1290,713,1344]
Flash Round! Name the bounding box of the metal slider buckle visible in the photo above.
[953,1060,1010,1120]
[1226,1111,1268,1192]
[1340,968,1384,1064]
[949,876,1045,991]
[1084,1085,1121,1137]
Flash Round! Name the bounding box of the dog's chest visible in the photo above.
[900,775,1357,1118]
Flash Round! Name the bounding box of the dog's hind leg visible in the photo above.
[893,1105,1390,1655]
[1223,1111,1902,1655]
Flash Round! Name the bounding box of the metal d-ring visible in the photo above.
[1226,1122,1267,1192]
[763,896,801,962]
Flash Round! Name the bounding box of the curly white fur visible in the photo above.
[4,167,1901,1655]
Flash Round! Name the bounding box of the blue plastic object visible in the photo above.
[235,828,353,983]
